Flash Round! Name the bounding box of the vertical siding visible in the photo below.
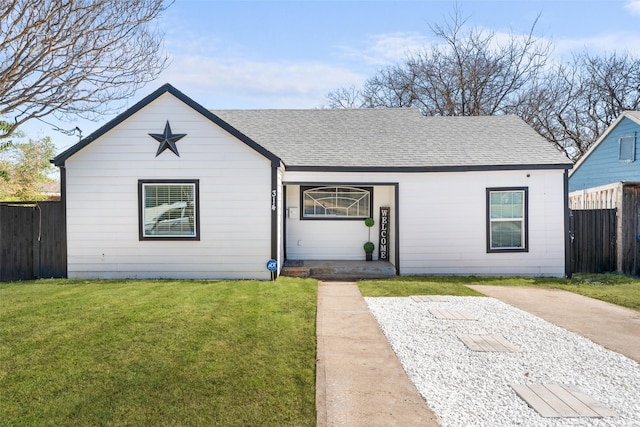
[0,204,33,281]
[65,93,273,279]
[571,209,617,273]
[0,202,66,281]
[284,169,566,277]
[620,184,640,275]
[570,117,640,192]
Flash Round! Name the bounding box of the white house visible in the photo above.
[52,84,573,279]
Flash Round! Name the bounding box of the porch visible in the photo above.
[281,260,397,280]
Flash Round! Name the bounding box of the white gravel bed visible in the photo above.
[365,296,640,427]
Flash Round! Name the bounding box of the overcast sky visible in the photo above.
[22,0,640,153]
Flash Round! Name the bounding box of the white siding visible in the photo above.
[283,169,567,277]
[284,184,396,261]
[63,91,567,279]
[65,93,274,279]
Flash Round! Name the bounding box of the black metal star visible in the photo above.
[149,121,187,157]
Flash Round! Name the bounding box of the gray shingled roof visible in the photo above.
[212,108,571,169]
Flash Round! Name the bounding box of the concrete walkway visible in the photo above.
[315,281,439,427]
[467,285,640,363]
[316,282,640,425]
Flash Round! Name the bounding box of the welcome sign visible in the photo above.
[379,207,390,261]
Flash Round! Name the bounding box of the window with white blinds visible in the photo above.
[138,180,199,240]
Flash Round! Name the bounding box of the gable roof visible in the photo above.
[213,109,571,171]
[570,110,640,177]
[52,83,281,167]
[52,83,571,171]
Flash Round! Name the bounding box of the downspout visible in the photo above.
[270,160,279,278]
[564,169,572,279]
[394,183,400,275]
[56,165,68,278]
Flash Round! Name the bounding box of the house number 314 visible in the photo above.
[271,190,277,211]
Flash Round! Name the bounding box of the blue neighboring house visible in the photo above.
[568,111,640,276]
[569,111,640,192]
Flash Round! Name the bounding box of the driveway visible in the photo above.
[466,285,640,363]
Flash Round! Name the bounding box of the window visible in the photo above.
[301,186,372,219]
[139,180,199,240]
[487,188,528,252]
[619,135,636,162]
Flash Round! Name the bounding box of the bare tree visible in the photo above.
[327,8,640,161]
[361,64,420,108]
[330,9,550,116]
[579,51,640,123]
[413,12,549,116]
[0,0,172,139]
[515,63,589,161]
[516,51,640,161]
[327,85,366,109]
[0,121,12,150]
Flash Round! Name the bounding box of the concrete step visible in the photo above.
[281,266,310,278]
[281,260,396,280]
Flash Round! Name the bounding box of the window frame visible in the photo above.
[300,185,373,220]
[618,134,636,163]
[486,187,528,253]
[138,179,200,241]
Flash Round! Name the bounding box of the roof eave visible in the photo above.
[51,83,281,167]
[284,163,573,173]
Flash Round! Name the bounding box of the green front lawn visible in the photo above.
[358,273,640,312]
[0,278,317,426]
[2,273,638,426]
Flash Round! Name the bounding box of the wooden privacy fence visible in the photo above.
[570,182,640,276]
[0,201,66,281]
[619,185,640,276]
[570,209,617,274]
